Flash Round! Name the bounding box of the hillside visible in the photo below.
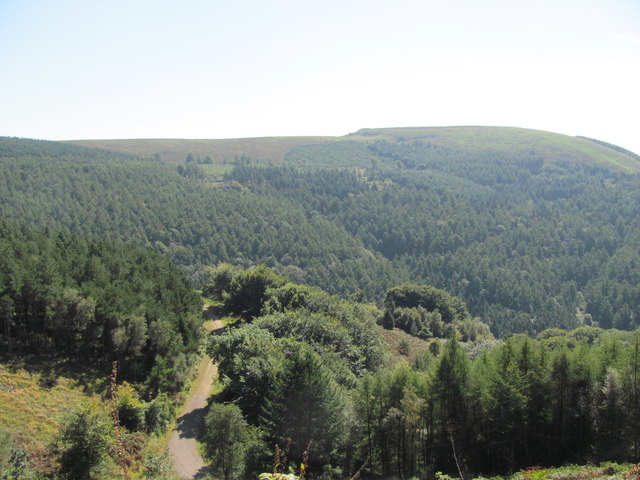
[348,126,640,172]
[65,136,335,163]
[64,126,640,172]
[3,128,640,477]
[2,132,640,336]
[0,360,108,476]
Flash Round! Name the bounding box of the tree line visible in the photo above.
[202,266,640,479]
[0,220,202,395]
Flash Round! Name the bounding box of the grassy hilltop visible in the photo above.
[66,136,335,163]
[65,126,640,172]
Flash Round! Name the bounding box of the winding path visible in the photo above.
[169,319,224,479]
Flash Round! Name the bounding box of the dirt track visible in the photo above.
[169,319,224,479]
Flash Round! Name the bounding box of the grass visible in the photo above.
[0,354,203,478]
[381,328,430,363]
[0,357,108,473]
[64,126,640,172]
[65,136,336,163]
[1,298,216,478]
[199,162,235,177]
[349,126,640,172]
[463,462,638,480]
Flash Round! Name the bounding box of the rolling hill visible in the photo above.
[65,135,335,163]
[3,126,640,480]
[65,126,640,172]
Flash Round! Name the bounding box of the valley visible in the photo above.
[1,127,639,479]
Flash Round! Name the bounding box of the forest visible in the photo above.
[1,132,640,479]
[0,220,202,393]
[202,265,640,480]
[1,136,640,337]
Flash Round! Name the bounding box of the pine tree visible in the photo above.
[261,344,346,471]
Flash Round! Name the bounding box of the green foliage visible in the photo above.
[202,403,258,480]
[208,325,288,423]
[207,267,387,476]
[260,344,346,468]
[228,158,640,336]
[385,284,470,324]
[3,136,640,337]
[144,393,174,435]
[143,452,176,479]
[220,265,287,321]
[353,327,640,477]
[0,138,403,301]
[116,382,146,432]
[207,266,386,382]
[53,406,112,480]
[0,431,31,480]
[398,338,411,356]
[0,221,201,393]
[382,284,490,341]
[205,268,640,477]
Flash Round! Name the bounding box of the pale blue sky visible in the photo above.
[1,0,639,153]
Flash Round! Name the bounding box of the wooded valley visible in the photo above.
[1,129,640,479]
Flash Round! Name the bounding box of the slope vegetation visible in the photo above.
[2,132,640,336]
[348,126,640,172]
[66,136,335,163]
[64,126,640,172]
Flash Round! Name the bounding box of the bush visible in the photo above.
[53,406,112,480]
[116,382,146,432]
[145,393,174,434]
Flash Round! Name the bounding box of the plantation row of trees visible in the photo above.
[0,221,202,395]
[202,267,640,479]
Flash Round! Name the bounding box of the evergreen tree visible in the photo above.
[203,403,253,480]
[261,344,346,472]
[54,407,112,480]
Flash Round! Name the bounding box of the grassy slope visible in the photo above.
[65,136,335,163]
[473,463,637,480]
[64,126,640,172]
[0,359,107,473]
[381,328,429,364]
[349,126,640,172]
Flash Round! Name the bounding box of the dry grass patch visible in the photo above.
[381,328,430,362]
[0,358,107,455]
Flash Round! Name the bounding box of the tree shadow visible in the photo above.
[203,306,218,320]
[175,406,206,440]
[194,465,212,479]
[1,354,107,394]
[210,326,228,336]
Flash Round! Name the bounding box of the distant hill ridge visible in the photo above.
[65,126,640,172]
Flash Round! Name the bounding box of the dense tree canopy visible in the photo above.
[204,267,640,478]
[0,221,202,393]
[2,135,640,337]
[5,133,640,478]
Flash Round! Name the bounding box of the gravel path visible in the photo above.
[169,319,224,479]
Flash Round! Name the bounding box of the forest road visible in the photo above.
[169,318,224,479]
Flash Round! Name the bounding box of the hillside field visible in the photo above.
[65,126,640,172]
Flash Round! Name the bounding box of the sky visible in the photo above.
[1,0,639,153]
